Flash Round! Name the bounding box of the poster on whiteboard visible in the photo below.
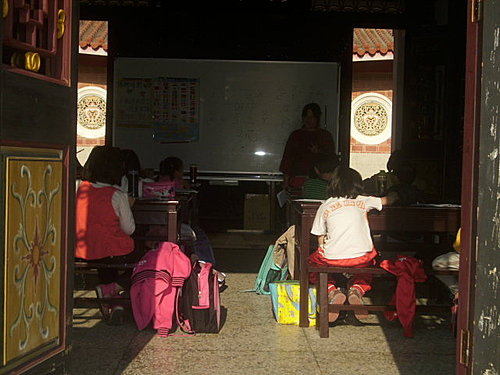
[115,78,153,127]
[151,77,200,143]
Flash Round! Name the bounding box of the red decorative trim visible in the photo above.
[2,0,73,85]
[1,66,70,85]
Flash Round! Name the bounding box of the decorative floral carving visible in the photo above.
[77,86,107,139]
[350,92,392,145]
[10,164,59,350]
[77,94,106,130]
[354,102,388,136]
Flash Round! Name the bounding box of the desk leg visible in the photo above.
[192,193,199,226]
[269,181,277,233]
[299,212,314,327]
[167,203,178,243]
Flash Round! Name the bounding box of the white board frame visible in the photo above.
[113,58,340,174]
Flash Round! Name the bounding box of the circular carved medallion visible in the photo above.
[351,93,392,145]
[77,86,107,139]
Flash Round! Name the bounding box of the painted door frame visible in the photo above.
[457,0,482,373]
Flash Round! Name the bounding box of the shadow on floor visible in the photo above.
[70,232,456,375]
[209,231,276,273]
[213,247,268,273]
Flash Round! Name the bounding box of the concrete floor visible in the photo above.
[69,233,456,375]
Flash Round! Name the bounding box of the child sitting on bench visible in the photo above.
[75,146,138,325]
[308,165,396,322]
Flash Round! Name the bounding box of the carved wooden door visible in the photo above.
[0,1,76,374]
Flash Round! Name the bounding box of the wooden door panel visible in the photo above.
[0,145,68,373]
[1,1,76,374]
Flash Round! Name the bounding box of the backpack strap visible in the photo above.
[240,244,275,293]
[174,285,195,335]
[174,260,196,335]
[197,262,212,307]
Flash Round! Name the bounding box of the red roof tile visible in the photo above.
[79,20,108,51]
[79,21,391,58]
[353,28,393,57]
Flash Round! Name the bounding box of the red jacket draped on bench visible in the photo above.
[380,256,427,338]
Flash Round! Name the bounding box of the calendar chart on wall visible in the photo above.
[113,58,339,173]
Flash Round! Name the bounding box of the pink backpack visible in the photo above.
[130,242,192,337]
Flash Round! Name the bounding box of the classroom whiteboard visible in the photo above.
[113,58,339,173]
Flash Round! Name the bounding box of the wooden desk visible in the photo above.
[369,205,460,235]
[132,191,198,243]
[291,200,461,328]
[368,205,460,260]
[132,199,181,243]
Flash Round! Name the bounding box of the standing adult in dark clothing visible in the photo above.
[279,103,336,189]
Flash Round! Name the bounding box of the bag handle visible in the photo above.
[174,285,195,335]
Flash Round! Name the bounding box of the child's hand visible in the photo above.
[308,143,319,154]
[128,195,135,207]
[381,192,398,206]
[317,235,325,247]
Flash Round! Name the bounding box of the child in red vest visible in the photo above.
[75,146,137,325]
[308,165,396,322]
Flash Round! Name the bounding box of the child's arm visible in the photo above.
[128,195,135,207]
[317,235,325,247]
[453,228,461,253]
[113,191,136,235]
[380,191,398,206]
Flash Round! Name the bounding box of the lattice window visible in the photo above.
[2,0,72,85]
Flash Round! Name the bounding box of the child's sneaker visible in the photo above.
[108,305,124,326]
[327,289,346,323]
[347,287,369,321]
[95,282,119,321]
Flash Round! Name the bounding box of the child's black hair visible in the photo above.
[159,156,183,181]
[121,149,141,173]
[83,146,123,186]
[327,165,363,199]
[314,155,340,174]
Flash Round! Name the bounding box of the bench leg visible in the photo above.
[318,272,329,338]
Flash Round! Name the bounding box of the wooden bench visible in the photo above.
[291,200,461,337]
[73,261,136,307]
[315,265,458,338]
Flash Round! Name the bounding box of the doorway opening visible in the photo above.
[77,20,108,168]
[349,28,394,180]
